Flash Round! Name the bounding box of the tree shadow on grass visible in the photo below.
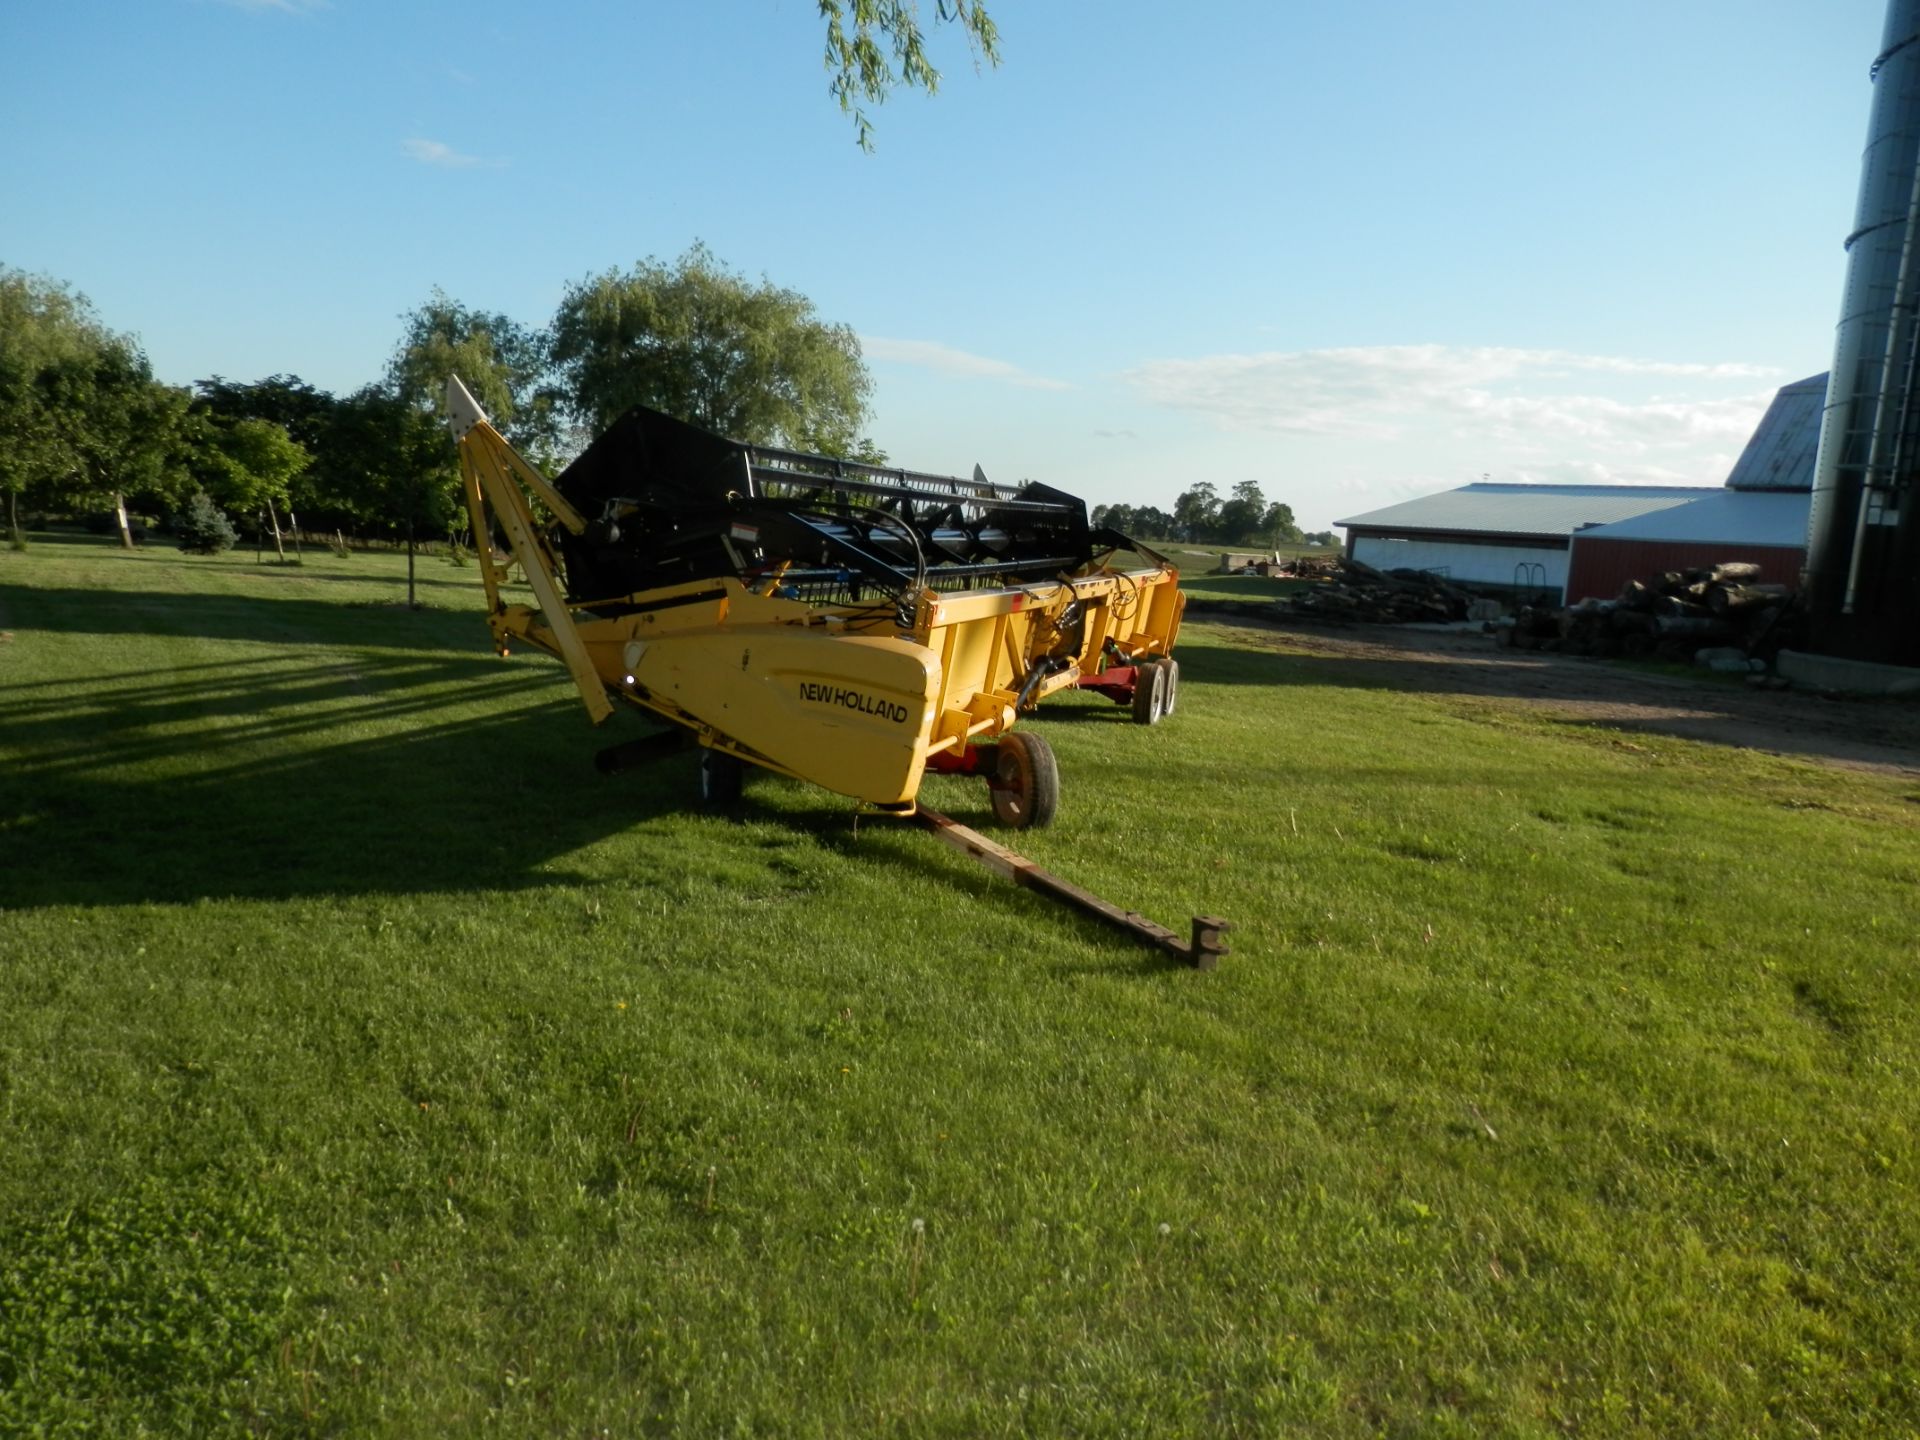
[0,650,691,911]
[8,586,487,650]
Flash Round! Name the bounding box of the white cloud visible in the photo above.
[1450,390,1766,445]
[1123,343,1776,462]
[402,137,495,169]
[863,336,1071,391]
[1506,457,1724,487]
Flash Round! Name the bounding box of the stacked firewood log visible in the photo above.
[1260,552,1342,579]
[1280,558,1474,623]
[1501,562,1793,660]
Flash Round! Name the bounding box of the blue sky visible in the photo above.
[0,0,1888,528]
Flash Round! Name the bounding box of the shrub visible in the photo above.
[174,491,237,555]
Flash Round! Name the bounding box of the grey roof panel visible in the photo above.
[1723,373,1826,492]
[1575,489,1810,546]
[1335,482,1715,539]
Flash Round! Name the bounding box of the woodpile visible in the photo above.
[1500,562,1795,664]
[1280,558,1474,623]
[1261,552,1341,579]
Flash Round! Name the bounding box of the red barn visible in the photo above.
[1565,374,1822,602]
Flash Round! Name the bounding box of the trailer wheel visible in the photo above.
[1157,658,1180,716]
[989,731,1059,829]
[699,749,745,809]
[1131,660,1167,725]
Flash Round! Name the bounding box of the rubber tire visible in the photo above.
[699,750,745,810]
[989,731,1060,829]
[1130,660,1167,725]
[1158,657,1180,717]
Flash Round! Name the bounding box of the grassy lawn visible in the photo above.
[1178,573,1315,604]
[2,533,1916,1437]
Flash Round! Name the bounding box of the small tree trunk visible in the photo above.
[114,491,134,549]
[407,508,417,608]
[255,511,264,563]
[266,499,287,563]
[288,510,303,558]
[7,487,19,543]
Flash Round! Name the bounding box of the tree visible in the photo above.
[196,374,336,453]
[1172,482,1221,544]
[1260,500,1303,546]
[1216,480,1266,547]
[200,417,310,560]
[386,291,555,456]
[320,387,458,605]
[0,269,112,542]
[820,0,1000,150]
[0,271,196,546]
[68,342,195,547]
[194,374,345,531]
[174,490,238,555]
[549,243,875,455]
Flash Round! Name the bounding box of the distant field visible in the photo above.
[2,533,1916,1436]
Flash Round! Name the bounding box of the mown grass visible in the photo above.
[2,534,1916,1437]
[1178,573,1314,604]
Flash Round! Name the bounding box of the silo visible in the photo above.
[1804,0,1920,666]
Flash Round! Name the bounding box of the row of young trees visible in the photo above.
[0,244,881,552]
[1095,482,1330,549]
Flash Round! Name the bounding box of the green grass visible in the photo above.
[2,534,1917,1437]
[1178,572,1314,604]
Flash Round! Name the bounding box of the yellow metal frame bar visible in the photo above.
[457,421,614,724]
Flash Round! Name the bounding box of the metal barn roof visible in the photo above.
[1723,373,1826,492]
[1575,489,1810,547]
[1335,482,1715,540]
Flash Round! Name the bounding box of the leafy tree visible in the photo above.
[69,343,195,547]
[386,291,555,456]
[1260,500,1303,546]
[194,375,344,530]
[0,271,197,545]
[196,416,311,560]
[821,0,1000,149]
[1172,482,1220,544]
[174,490,238,555]
[195,374,336,453]
[0,269,112,541]
[319,386,459,604]
[549,243,875,455]
[1216,480,1266,547]
[203,419,309,515]
[1091,502,1180,542]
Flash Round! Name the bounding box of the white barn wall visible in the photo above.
[1350,536,1568,592]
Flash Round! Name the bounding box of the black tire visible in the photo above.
[699,749,745,809]
[1130,659,1166,726]
[989,731,1060,829]
[1158,657,1180,717]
